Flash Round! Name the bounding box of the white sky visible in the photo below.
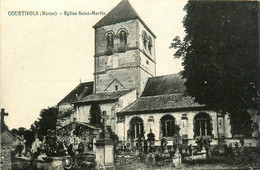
[1,0,187,129]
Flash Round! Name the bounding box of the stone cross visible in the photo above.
[101,111,110,139]
[1,108,8,128]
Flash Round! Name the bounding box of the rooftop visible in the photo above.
[58,81,94,105]
[142,73,186,97]
[120,94,204,114]
[93,0,156,38]
[75,89,135,104]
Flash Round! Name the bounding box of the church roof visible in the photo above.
[119,73,204,114]
[58,81,94,105]
[119,94,204,114]
[142,73,186,96]
[74,89,135,104]
[93,0,156,38]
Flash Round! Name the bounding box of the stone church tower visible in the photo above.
[93,0,156,96]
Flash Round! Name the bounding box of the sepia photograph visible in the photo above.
[1,0,259,169]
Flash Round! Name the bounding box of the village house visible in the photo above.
[56,0,260,151]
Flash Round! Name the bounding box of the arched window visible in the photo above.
[142,31,147,50]
[107,33,114,53]
[119,30,127,51]
[130,117,144,138]
[90,104,102,125]
[160,115,176,137]
[194,112,212,137]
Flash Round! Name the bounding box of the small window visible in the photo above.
[146,60,149,65]
[115,85,118,91]
[182,114,187,119]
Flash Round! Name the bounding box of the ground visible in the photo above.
[115,156,260,170]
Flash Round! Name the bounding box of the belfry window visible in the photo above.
[194,112,212,137]
[148,36,152,54]
[160,115,176,137]
[142,31,147,50]
[107,33,114,53]
[119,30,127,51]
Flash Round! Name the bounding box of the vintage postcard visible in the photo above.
[1,0,259,169]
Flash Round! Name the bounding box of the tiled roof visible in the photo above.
[75,89,135,104]
[93,0,156,38]
[58,81,94,105]
[142,73,185,96]
[120,94,204,113]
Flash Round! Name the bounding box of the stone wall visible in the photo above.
[117,110,260,147]
[94,19,156,96]
[1,145,12,170]
[117,110,219,145]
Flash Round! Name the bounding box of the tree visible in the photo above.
[37,106,58,139]
[170,1,259,136]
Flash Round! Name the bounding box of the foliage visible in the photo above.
[10,127,35,147]
[170,1,259,117]
[37,106,58,139]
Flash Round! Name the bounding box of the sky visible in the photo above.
[1,0,187,129]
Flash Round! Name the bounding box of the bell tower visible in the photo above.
[93,0,156,97]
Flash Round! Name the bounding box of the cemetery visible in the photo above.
[4,111,259,169]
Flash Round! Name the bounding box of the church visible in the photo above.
[56,0,260,150]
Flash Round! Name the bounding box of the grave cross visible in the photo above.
[101,111,110,139]
[1,108,9,131]
[102,111,110,129]
[1,108,8,124]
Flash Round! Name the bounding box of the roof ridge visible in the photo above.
[141,93,183,98]
[95,88,134,94]
[150,73,181,79]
